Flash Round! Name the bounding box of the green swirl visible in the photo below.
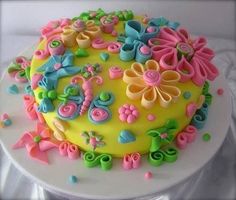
[204,93,213,105]
[148,147,178,166]
[202,81,209,95]
[148,150,165,166]
[163,147,178,162]
[83,151,112,171]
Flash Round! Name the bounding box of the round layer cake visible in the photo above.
[28,9,218,157]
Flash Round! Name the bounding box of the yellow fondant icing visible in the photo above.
[30,16,203,157]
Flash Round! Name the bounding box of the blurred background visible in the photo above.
[1,0,235,38]
[0,0,235,67]
[0,0,235,68]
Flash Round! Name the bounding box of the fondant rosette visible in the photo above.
[149,27,219,86]
[123,60,181,109]
[61,19,101,48]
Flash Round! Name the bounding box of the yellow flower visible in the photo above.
[123,60,181,109]
[61,19,101,48]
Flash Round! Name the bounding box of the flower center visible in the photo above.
[33,135,42,143]
[54,63,62,70]
[72,19,86,32]
[50,40,61,48]
[160,133,168,139]
[143,70,161,86]
[176,42,194,60]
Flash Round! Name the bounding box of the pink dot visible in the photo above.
[1,113,9,121]
[144,171,153,179]
[147,114,156,121]
[217,88,224,95]
[54,63,62,70]
[147,26,155,33]
[140,46,150,55]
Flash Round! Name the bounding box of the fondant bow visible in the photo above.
[37,50,81,90]
[123,59,181,109]
[23,95,45,123]
[8,56,31,83]
[119,20,159,63]
[12,123,59,164]
[147,119,178,152]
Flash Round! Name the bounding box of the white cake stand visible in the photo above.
[0,47,232,200]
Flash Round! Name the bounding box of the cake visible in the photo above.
[5,9,219,170]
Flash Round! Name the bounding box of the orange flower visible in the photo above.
[123,60,181,109]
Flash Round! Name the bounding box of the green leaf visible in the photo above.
[147,129,159,137]
[96,141,105,147]
[149,136,161,152]
[89,131,95,137]
[25,67,31,80]
[85,138,90,144]
[166,119,178,130]
[7,64,21,73]
[81,131,89,138]
[95,135,103,141]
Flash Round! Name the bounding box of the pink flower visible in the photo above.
[12,123,59,164]
[118,104,139,124]
[149,27,219,86]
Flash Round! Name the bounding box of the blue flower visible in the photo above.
[119,20,159,63]
[148,16,180,30]
[37,50,81,90]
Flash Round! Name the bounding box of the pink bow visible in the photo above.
[41,18,71,39]
[12,123,60,164]
[122,152,141,170]
[59,141,80,160]
[176,125,197,149]
[23,95,45,123]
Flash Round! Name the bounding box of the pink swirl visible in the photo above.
[92,38,108,49]
[143,70,161,86]
[58,101,77,118]
[48,39,65,55]
[90,108,109,122]
[34,49,50,59]
[109,66,123,79]
[72,19,86,32]
[108,42,121,53]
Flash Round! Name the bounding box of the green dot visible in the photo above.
[34,135,42,143]
[50,40,61,48]
[99,92,109,101]
[83,72,90,78]
[183,91,191,100]
[202,133,211,142]
[48,90,57,99]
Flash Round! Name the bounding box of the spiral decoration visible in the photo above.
[88,92,114,124]
[148,147,178,166]
[190,107,208,129]
[48,39,65,55]
[83,151,112,171]
[57,101,80,120]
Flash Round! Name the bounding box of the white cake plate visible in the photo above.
[0,46,232,200]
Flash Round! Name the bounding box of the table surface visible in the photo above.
[0,34,236,200]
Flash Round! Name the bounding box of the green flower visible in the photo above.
[147,119,178,152]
